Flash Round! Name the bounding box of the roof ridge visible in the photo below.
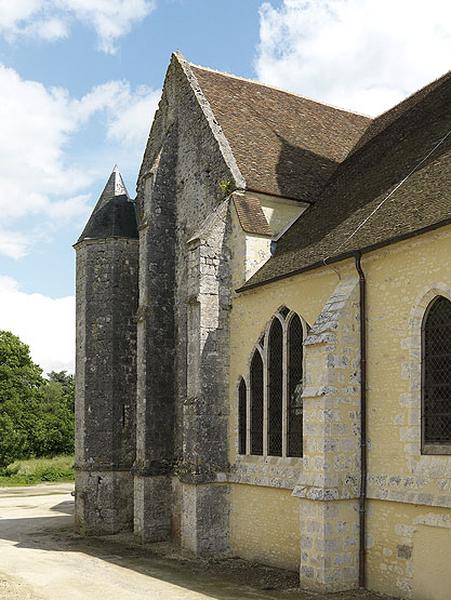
[350,69,451,155]
[374,69,451,119]
[189,61,373,120]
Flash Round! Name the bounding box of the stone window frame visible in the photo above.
[237,377,247,455]
[237,306,308,461]
[267,316,284,456]
[421,294,451,455]
[249,346,265,455]
[406,285,451,457]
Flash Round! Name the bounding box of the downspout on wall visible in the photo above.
[355,252,368,589]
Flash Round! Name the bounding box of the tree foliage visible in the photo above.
[0,331,43,403]
[0,331,74,468]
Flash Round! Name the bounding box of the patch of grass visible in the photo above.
[0,455,74,486]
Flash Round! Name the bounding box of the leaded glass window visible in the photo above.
[268,318,283,456]
[240,308,306,459]
[422,296,451,452]
[238,378,247,455]
[250,350,264,455]
[287,314,303,457]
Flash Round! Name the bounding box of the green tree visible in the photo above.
[47,371,75,411]
[35,371,75,456]
[0,331,75,467]
[0,331,44,466]
[0,411,28,467]
[0,331,43,404]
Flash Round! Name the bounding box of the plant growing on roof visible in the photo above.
[218,178,233,196]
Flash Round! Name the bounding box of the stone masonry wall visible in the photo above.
[296,274,361,591]
[134,124,177,543]
[75,237,138,535]
[134,54,239,552]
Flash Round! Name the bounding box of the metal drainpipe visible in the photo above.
[355,252,367,589]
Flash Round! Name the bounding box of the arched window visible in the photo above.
[268,318,283,456]
[422,296,451,452]
[250,350,264,455]
[240,308,306,458]
[288,314,304,457]
[238,378,247,455]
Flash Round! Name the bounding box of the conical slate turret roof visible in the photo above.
[76,166,138,244]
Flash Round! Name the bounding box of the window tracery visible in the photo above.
[239,307,305,459]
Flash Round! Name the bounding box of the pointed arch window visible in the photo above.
[422,296,451,454]
[268,318,283,456]
[238,378,247,455]
[238,307,305,459]
[288,314,304,457]
[250,350,264,455]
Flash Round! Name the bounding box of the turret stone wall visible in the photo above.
[75,237,138,535]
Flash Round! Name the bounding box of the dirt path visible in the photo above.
[0,574,41,600]
[0,484,395,600]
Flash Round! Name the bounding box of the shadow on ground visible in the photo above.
[0,493,396,600]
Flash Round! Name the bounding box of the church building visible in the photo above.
[74,52,451,599]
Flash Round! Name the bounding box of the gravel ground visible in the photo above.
[0,574,41,599]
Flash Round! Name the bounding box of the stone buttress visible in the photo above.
[74,167,139,535]
[133,52,242,553]
[294,274,362,591]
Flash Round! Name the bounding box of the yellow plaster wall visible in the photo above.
[412,523,451,600]
[229,262,351,466]
[363,224,451,599]
[228,221,451,596]
[230,483,301,571]
[367,500,451,599]
[364,226,451,477]
[258,195,306,236]
[228,261,354,569]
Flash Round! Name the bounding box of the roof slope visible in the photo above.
[191,65,371,203]
[243,71,451,289]
[232,193,273,236]
[77,167,138,243]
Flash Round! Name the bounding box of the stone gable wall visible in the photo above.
[134,55,238,551]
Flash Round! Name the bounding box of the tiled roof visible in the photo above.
[242,71,451,289]
[191,65,371,203]
[232,193,272,236]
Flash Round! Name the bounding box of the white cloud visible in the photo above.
[59,0,156,53]
[0,0,155,53]
[0,64,159,258]
[23,16,69,41]
[107,86,160,146]
[256,0,451,115]
[0,276,75,373]
[0,231,30,259]
[73,80,161,147]
[0,65,87,222]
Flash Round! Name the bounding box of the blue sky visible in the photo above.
[0,0,266,298]
[0,0,448,373]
